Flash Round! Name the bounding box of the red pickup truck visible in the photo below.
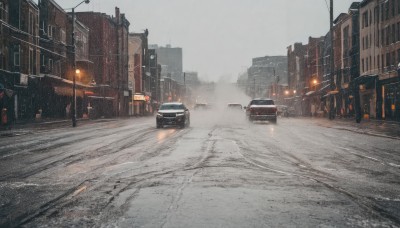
[245,98,277,123]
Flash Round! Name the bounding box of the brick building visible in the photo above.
[76,7,130,117]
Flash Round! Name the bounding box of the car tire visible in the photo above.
[186,118,190,127]
[156,123,163,128]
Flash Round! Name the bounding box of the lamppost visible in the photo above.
[71,0,90,127]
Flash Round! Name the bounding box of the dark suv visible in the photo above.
[156,102,190,128]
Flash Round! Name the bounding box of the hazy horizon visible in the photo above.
[34,0,354,82]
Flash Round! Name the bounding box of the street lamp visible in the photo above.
[312,79,318,91]
[71,0,90,127]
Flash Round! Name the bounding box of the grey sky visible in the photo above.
[44,0,354,82]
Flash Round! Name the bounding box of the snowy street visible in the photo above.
[1,103,399,227]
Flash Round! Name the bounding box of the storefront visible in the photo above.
[133,93,146,116]
[351,75,378,120]
[382,81,400,121]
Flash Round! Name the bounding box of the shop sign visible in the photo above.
[20,73,28,85]
[133,94,145,101]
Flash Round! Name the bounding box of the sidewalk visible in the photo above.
[0,117,89,136]
[312,116,400,140]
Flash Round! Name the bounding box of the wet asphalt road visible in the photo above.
[0,111,400,228]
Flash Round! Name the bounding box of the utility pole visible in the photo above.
[183,72,186,103]
[329,0,335,120]
[253,77,256,98]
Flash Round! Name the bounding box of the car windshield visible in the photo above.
[251,100,274,105]
[159,104,184,110]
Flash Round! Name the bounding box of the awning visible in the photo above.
[350,74,378,86]
[305,91,315,96]
[54,86,84,97]
[88,95,115,100]
[318,84,330,93]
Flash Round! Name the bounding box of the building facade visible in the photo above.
[0,0,40,125]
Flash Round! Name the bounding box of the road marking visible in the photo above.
[339,147,400,167]
[72,185,87,197]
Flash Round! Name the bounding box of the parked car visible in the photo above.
[245,98,277,123]
[277,105,289,117]
[227,103,243,110]
[156,102,190,128]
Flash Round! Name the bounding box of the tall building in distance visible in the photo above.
[151,44,183,83]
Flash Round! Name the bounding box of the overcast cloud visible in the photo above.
[37,0,354,82]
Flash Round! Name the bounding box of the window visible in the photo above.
[49,58,53,70]
[386,26,390,45]
[366,36,369,49]
[398,23,400,42]
[397,49,400,64]
[369,10,372,25]
[392,51,396,66]
[386,53,390,67]
[60,29,66,44]
[362,59,364,72]
[48,25,52,37]
[370,34,372,47]
[41,54,45,66]
[369,56,372,71]
[29,10,34,35]
[29,49,34,74]
[392,0,395,17]
[378,55,380,70]
[385,1,389,20]
[398,0,400,14]
[362,11,368,28]
[393,24,396,44]
[366,57,369,71]
[362,37,365,50]
[14,45,20,66]
[0,2,3,20]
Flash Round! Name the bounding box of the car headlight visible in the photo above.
[176,112,184,116]
[157,113,163,117]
